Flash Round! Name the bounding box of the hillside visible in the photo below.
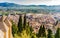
[0,2,60,13]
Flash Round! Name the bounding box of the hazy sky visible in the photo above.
[0,0,60,5]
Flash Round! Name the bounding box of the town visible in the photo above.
[0,13,60,38]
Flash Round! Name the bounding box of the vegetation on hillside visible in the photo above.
[12,14,60,38]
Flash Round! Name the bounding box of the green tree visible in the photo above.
[18,15,23,33]
[37,25,46,38]
[42,25,46,37]
[23,14,26,29]
[55,28,60,38]
[32,33,37,38]
[37,25,42,38]
[12,21,18,37]
[27,22,33,33]
[26,22,33,38]
[47,29,53,38]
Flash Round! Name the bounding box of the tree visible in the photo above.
[26,22,33,38]
[27,22,33,33]
[54,20,58,26]
[23,14,26,29]
[37,25,42,37]
[31,33,37,38]
[42,25,46,37]
[37,25,46,38]
[12,21,18,37]
[55,28,60,38]
[18,15,23,33]
[47,29,53,38]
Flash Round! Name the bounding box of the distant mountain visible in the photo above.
[0,2,60,7]
[0,2,60,13]
[0,2,20,7]
[0,2,57,7]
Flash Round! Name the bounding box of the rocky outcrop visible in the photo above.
[0,15,12,38]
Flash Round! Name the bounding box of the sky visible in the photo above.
[0,0,60,5]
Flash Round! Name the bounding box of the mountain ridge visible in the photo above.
[0,2,20,7]
[0,2,60,7]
